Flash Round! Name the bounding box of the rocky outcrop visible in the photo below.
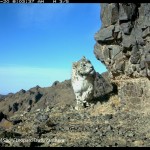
[94,3,150,79]
[94,3,150,110]
[115,78,150,111]
[94,72,115,99]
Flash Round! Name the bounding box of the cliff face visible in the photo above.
[95,3,150,79]
[94,3,150,111]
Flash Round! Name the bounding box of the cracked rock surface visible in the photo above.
[94,3,150,79]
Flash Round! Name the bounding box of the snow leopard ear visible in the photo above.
[73,62,77,68]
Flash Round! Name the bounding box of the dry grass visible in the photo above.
[110,95,121,108]
[133,140,144,147]
[107,136,127,146]
[89,95,121,116]
[49,110,76,117]
[16,122,34,135]
[49,112,63,118]
[0,119,13,130]
[68,120,92,125]
[50,131,90,147]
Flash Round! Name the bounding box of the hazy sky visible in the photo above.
[0,4,106,95]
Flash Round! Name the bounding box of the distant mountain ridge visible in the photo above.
[0,94,7,101]
[0,72,113,117]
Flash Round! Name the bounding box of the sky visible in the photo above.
[0,4,106,95]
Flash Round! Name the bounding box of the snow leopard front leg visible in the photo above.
[75,92,84,110]
[81,85,94,107]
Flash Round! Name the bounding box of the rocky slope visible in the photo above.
[0,3,150,147]
[0,72,117,147]
[0,70,150,147]
[1,94,150,147]
[0,80,75,117]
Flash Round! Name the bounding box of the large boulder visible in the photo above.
[94,72,115,99]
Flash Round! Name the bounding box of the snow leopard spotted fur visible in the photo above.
[71,56,96,110]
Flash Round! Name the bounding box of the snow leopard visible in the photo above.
[71,56,96,110]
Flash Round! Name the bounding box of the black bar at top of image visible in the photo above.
[1,0,102,3]
[2,0,142,3]
[41,0,101,2]
[47,0,103,2]
[42,0,139,3]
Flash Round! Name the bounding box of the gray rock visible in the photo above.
[94,43,105,63]
[33,92,43,103]
[140,59,146,70]
[130,45,140,64]
[35,113,49,122]
[94,72,114,99]
[52,81,60,86]
[103,114,113,120]
[100,3,112,27]
[122,34,136,49]
[126,131,135,137]
[12,119,22,125]
[95,25,114,43]
[109,45,121,59]
[110,4,119,25]
[120,22,133,35]
[12,103,19,113]
[28,99,32,106]
[119,3,137,21]
[0,112,7,122]
[145,54,150,62]
[142,27,150,38]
